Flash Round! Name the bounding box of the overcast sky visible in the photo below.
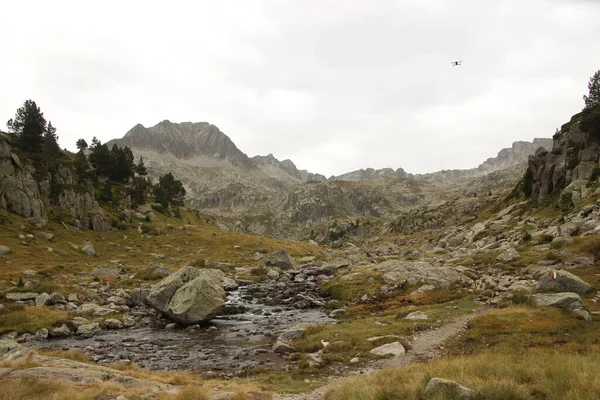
[1,0,599,177]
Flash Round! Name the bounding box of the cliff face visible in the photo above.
[0,132,47,223]
[527,114,600,209]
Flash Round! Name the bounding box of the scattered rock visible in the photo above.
[263,250,297,270]
[77,323,101,337]
[369,342,406,356]
[424,377,477,399]
[405,311,428,320]
[496,248,520,262]
[90,266,120,277]
[35,292,50,307]
[50,324,71,338]
[0,246,12,255]
[81,242,96,257]
[277,324,313,342]
[328,309,348,318]
[266,269,280,280]
[272,341,296,354]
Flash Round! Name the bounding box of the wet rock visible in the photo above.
[424,377,477,399]
[536,270,591,294]
[50,324,71,338]
[263,250,297,270]
[370,342,406,356]
[221,277,239,291]
[77,323,101,337]
[272,341,295,354]
[277,324,313,342]
[35,328,49,340]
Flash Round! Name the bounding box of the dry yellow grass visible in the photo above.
[325,349,600,400]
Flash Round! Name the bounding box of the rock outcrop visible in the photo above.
[0,132,47,222]
[527,115,599,207]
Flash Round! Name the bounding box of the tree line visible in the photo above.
[6,100,186,209]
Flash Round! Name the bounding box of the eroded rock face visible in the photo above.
[147,267,226,324]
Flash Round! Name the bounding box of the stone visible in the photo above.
[551,236,574,248]
[263,250,297,270]
[533,292,590,321]
[6,292,38,302]
[221,277,238,291]
[277,324,313,342]
[77,303,114,317]
[0,246,11,255]
[536,270,591,294]
[328,309,348,318]
[424,378,477,399]
[496,248,520,262]
[35,328,49,340]
[48,292,66,305]
[405,311,428,320]
[50,324,71,338]
[147,267,226,324]
[127,288,150,307]
[90,266,119,277]
[272,341,296,354]
[81,242,96,256]
[67,294,79,303]
[266,269,280,280]
[122,315,136,328]
[306,352,323,367]
[103,319,124,329]
[77,323,101,337]
[35,292,50,306]
[370,342,405,357]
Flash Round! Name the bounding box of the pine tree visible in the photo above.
[581,70,600,138]
[153,173,186,208]
[6,100,47,153]
[76,138,88,151]
[135,156,148,176]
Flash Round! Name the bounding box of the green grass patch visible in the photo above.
[0,304,71,334]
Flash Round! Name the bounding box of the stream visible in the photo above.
[31,285,335,375]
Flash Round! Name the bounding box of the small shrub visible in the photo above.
[522,231,532,242]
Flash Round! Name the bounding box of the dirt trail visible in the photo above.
[274,307,488,400]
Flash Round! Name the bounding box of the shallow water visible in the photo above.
[32,286,334,374]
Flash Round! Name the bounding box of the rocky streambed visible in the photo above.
[30,284,335,376]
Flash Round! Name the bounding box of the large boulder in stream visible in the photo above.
[147,266,226,324]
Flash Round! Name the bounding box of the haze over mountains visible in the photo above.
[108,120,552,238]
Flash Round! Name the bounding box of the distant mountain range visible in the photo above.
[108,120,552,238]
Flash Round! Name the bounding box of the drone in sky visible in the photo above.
[451,61,462,66]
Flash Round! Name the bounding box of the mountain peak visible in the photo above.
[110,121,255,169]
